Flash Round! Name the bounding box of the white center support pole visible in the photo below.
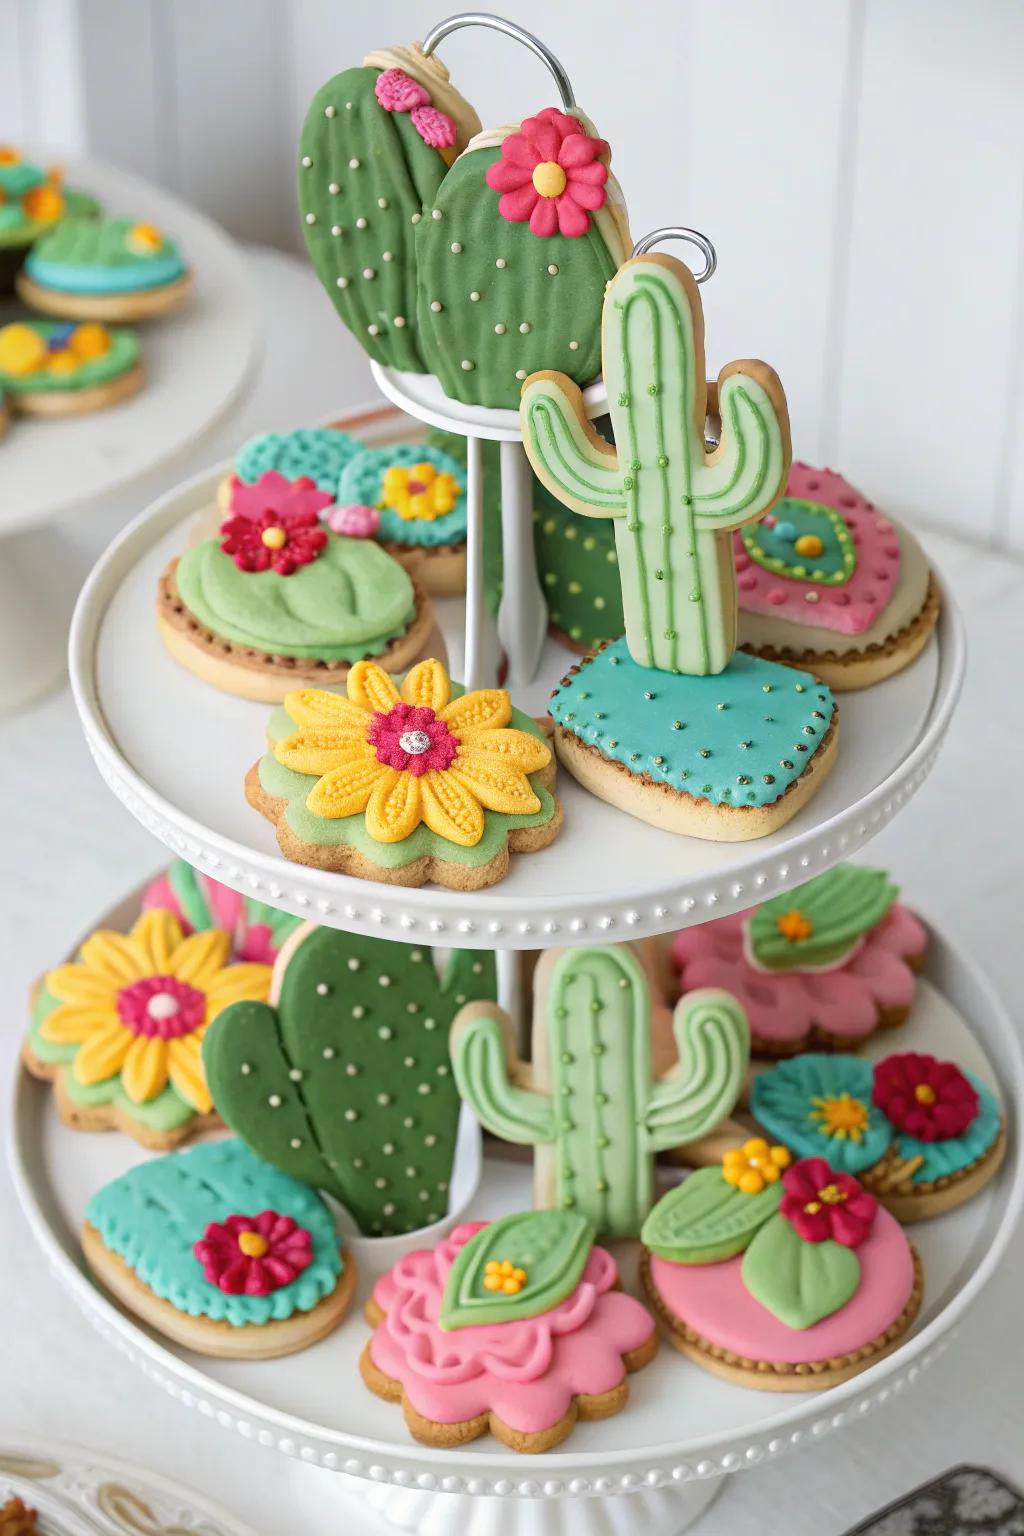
[498,439,547,689]
[462,433,487,692]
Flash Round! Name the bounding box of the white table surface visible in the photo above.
[1,245,1022,1536]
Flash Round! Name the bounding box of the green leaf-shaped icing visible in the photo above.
[741,498,856,585]
[748,865,899,971]
[641,1169,781,1264]
[440,1210,594,1331]
[742,1211,860,1329]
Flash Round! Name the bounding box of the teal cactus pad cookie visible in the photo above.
[24,216,185,294]
[751,1056,892,1176]
[235,426,360,493]
[338,442,467,548]
[549,638,836,809]
[85,1139,342,1326]
[203,924,496,1235]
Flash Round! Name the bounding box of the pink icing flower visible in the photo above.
[779,1158,877,1247]
[228,470,334,524]
[220,509,327,576]
[328,502,381,538]
[368,1222,654,1433]
[374,67,430,113]
[116,974,206,1040]
[194,1211,313,1296]
[872,1052,978,1142]
[485,107,608,238]
[367,700,458,777]
[411,104,457,150]
[142,871,285,966]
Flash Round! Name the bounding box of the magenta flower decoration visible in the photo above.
[228,470,334,524]
[219,509,327,576]
[374,67,430,114]
[411,104,457,150]
[779,1157,877,1248]
[366,699,458,778]
[328,502,381,538]
[194,1211,314,1295]
[485,107,609,238]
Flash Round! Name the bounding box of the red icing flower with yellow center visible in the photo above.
[779,1157,877,1247]
[485,107,608,239]
[274,658,551,847]
[194,1211,313,1295]
[220,498,328,576]
[872,1052,978,1142]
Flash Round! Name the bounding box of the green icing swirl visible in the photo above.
[748,865,898,971]
[440,1211,594,1330]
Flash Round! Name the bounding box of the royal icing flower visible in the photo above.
[872,1052,979,1142]
[484,1258,528,1294]
[274,658,551,847]
[194,1210,313,1295]
[126,221,163,254]
[220,494,328,576]
[722,1138,791,1194]
[22,181,63,221]
[38,910,271,1112]
[380,461,461,522]
[328,502,380,538]
[0,321,110,379]
[228,469,335,525]
[410,104,457,150]
[775,908,814,943]
[485,107,609,239]
[779,1157,877,1247]
[374,67,430,113]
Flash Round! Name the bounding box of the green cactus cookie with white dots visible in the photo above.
[203,922,495,1236]
[298,44,480,372]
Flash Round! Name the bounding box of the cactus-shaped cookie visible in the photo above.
[451,944,748,1237]
[522,254,792,674]
[203,924,495,1236]
[298,46,480,372]
[415,108,630,409]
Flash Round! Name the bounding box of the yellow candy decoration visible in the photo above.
[0,323,47,377]
[69,322,111,361]
[23,183,64,222]
[483,1258,528,1295]
[795,533,824,558]
[722,1138,792,1194]
[776,909,814,943]
[127,221,163,254]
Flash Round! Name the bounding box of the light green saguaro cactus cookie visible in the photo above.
[450,943,749,1238]
[521,254,792,675]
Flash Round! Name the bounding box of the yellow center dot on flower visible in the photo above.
[532,161,567,199]
[261,525,287,550]
[776,909,814,942]
[914,1082,936,1105]
[795,533,824,558]
[817,1183,847,1205]
[803,1200,822,1215]
[237,1231,269,1258]
[738,1169,765,1195]
[812,1092,870,1141]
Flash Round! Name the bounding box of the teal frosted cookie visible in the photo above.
[338,442,470,597]
[0,319,141,416]
[231,425,361,498]
[0,150,100,283]
[83,1139,356,1358]
[18,216,190,319]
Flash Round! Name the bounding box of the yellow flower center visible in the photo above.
[776,909,814,942]
[795,533,824,558]
[810,1092,870,1142]
[722,1137,791,1194]
[483,1258,528,1295]
[817,1183,847,1205]
[69,322,111,361]
[128,221,163,253]
[914,1082,936,1105]
[532,160,567,199]
[261,525,288,550]
[237,1231,270,1258]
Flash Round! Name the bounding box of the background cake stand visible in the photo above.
[11,909,1022,1536]
[0,156,260,713]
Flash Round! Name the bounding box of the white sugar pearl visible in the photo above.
[336,276,348,288]
[461,359,474,370]
[515,369,527,380]
[346,1064,359,1076]
[322,1047,335,1059]
[547,263,558,275]
[348,959,361,971]
[240,1063,251,1075]
[469,291,480,301]
[290,1137,302,1149]
[394,315,406,327]
[519,321,531,333]
[495,257,507,269]
[494,323,506,334]
[382,250,394,261]
[289,1069,303,1082]
[430,300,442,312]
[268,1094,282,1108]
[363,267,375,279]
[331,224,342,236]
[379,975,392,987]
[367,323,380,335]
[356,216,367,229]
[324,105,336,118]
[301,155,312,167]
[349,157,360,168]
[378,196,388,209]
[450,242,462,253]
[344,1108,358,1120]
[432,208,443,220]
[352,1005,365,1018]
[305,212,316,225]
[411,212,421,224]
[569,339,580,350]
[329,182,340,194]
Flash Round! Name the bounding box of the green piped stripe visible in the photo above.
[526,396,626,511]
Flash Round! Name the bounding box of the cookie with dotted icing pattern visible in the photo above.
[203,921,496,1236]
[736,464,940,691]
[17,215,191,321]
[338,441,469,595]
[218,425,362,511]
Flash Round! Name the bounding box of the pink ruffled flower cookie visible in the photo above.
[669,864,927,1056]
[361,1212,657,1452]
[734,462,939,691]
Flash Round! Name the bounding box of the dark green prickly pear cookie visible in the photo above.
[203,923,496,1236]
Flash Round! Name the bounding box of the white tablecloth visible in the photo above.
[1,247,1020,1536]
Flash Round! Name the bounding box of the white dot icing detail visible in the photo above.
[344,1108,359,1120]
[411,212,421,224]
[451,242,463,253]
[329,182,340,194]
[336,276,348,288]
[348,959,361,971]
[519,322,531,334]
[367,323,380,335]
[322,1047,335,1059]
[515,369,527,380]
[363,267,376,280]
[331,224,342,236]
[349,157,360,169]
[146,992,180,1021]
[432,208,443,220]
[268,1094,282,1108]
[399,730,432,755]
[289,1068,303,1082]
[461,359,474,370]
[301,155,313,168]
[494,323,506,335]
[379,974,392,987]
[378,197,388,209]
[569,339,579,350]
[394,315,406,327]
[469,291,480,302]
[430,300,442,312]
[356,216,368,229]
[352,1005,365,1018]
[495,257,507,269]
[304,213,316,225]
[290,1137,302,1149]
[379,1026,394,1040]
[382,250,394,261]
[345,1064,359,1076]
[547,263,558,275]
[324,105,336,118]
[240,1062,251,1075]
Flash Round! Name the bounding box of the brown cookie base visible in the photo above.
[639,1245,923,1392]
[861,1124,1006,1220]
[156,559,445,703]
[360,1294,657,1452]
[9,360,143,417]
[382,539,467,597]
[82,1221,356,1359]
[15,269,193,322]
[741,577,940,693]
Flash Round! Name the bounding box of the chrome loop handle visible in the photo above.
[421,13,577,111]
[631,226,718,284]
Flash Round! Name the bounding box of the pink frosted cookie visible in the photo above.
[735,462,939,690]
[361,1212,657,1452]
[641,1149,922,1391]
[143,859,300,964]
[670,864,926,1056]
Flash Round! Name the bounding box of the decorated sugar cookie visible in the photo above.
[0,147,100,288]
[361,1212,657,1451]
[338,441,468,594]
[299,44,481,372]
[143,858,301,963]
[83,1139,356,1359]
[415,106,630,409]
[535,460,624,652]
[203,922,495,1236]
[522,253,838,841]
[0,320,141,416]
[219,424,362,511]
[451,943,748,1237]
[247,657,562,890]
[751,1051,1005,1221]
[640,1151,922,1390]
[736,463,940,690]
[17,216,190,320]
[157,496,443,702]
[23,909,271,1148]
[670,865,928,1055]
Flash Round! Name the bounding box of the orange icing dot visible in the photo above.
[914,1083,936,1105]
[795,533,824,558]
[69,323,111,361]
[776,909,814,943]
[722,1138,791,1194]
[261,525,288,550]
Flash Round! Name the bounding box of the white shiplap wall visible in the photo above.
[4,0,1023,551]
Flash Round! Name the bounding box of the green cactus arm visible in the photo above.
[691,361,791,528]
[643,989,749,1152]
[440,948,497,1011]
[521,373,627,518]
[450,1003,556,1146]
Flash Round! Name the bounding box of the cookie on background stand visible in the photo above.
[640,1148,922,1390]
[22,909,271,1149]
[218,425,363,511]
[362,1211,657,1451]
[83,1139,356,1359]
[0,320,141,416]
[16,217,191,321]
[338,442,470,596]
[669,864,928,1056]
[0,147,100,291]
[522,248,839,842]
[735,462,940,690]
[248,657,562,890]
[751,1050,1006,1221]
